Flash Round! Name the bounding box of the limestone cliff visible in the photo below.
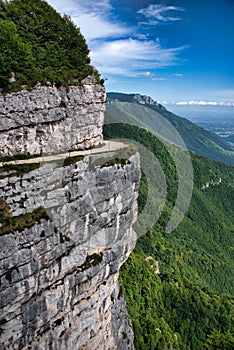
[0,78,140,349]
[0,76,105,156]
[0,152,140,349]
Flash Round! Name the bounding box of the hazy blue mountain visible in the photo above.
[106,92,234,165]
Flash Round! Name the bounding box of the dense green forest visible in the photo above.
[0,0,101,92]
[106,93,234,166]
[104,123,234,349]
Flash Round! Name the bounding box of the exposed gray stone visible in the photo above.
[0,74,139,349]
[0,151,140,350]
[0,76,105,156]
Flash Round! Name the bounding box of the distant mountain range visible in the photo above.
[106,92,234,165]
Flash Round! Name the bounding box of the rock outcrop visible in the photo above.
[0,150,140,349]
[0,76,105,156]
[0,75,141,349]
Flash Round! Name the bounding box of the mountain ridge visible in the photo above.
[106,92,234,165]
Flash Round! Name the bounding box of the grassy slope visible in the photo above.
[106,93,234,166]
[104,123,234,350]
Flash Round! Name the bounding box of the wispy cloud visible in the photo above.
[137,72,153,77]
[47,0,112,16]
[174,73,184,77]
[138,4,184,25]
[47,0,128,40]
[91,39,186,76]
[72,13,129,40]
[75,0,112,14]
[165,101,234,106]
[152,77,165,81]
[47,0,187,78]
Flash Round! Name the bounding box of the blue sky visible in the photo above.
[47,0,234,104]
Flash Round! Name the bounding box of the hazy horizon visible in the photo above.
[163,103,234,138]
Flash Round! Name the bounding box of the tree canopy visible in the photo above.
[0,0,100,91]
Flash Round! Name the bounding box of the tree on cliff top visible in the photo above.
[0,0,100,91]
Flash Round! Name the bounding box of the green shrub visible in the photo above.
[0,206,49,235]
[0,0,101,92]
[0,162,40,178]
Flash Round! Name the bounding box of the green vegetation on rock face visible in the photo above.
[0,201,49,235]
[0,162,40,178]
[104,123,234,350]
[0,0,101,91]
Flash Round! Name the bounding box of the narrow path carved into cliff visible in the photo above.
[0,141,128,166]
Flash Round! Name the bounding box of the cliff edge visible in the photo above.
[0,151,140,349]
[0,78,141,349]
[0,2,140,348]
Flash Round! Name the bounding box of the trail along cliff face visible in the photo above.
[0,77,141,349]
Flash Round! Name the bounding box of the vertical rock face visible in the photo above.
[0,152,141,349]
[0,76,105,156]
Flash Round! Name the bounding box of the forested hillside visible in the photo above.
[0,0,101,92]
[106,93,234,165]
[104,123,234,350]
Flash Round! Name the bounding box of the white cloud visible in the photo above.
[174,73,184,77]
[169,101,234,106]
[47,1,187,78]
[137,72,153,77]
[91,38,186,76]
[47,0,112,15]
[138,4,184,24]
[47,0,128,40]
[72,13,128,40]
[77,0,112,14]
